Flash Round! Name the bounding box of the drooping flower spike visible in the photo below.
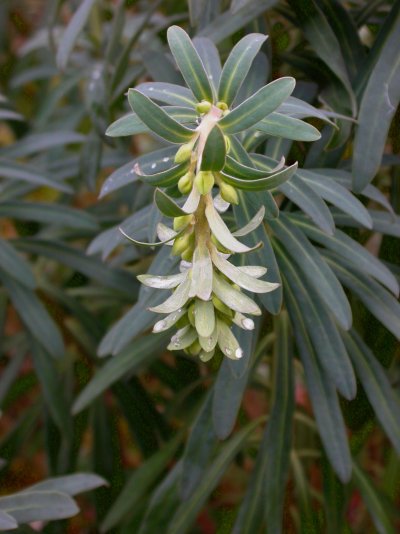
[106,26,321,361]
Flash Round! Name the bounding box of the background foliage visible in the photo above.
[0,0,399,532]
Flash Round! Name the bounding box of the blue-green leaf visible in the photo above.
[218,33,267,106]
[254,113,321,141]
[135,82,197,107]
[343,330,400,455]
[0,238,35,289]
[233,312,294,534]
[201,126,226,171]
[219,78,295,133]
[283,271,352,482]
[128,89,195,143]
[0,269,64,359]
[167,26,213,103]
[56,0,97,70]
[269,214,352,330]
[352,1,400,191]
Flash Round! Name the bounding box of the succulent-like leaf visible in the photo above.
[218,33,267,106]
[128,89,195,143]
[201,126,226,171]
[219,78,296,133]
[167,26,214,103]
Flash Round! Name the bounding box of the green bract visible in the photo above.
[107,26,319,362]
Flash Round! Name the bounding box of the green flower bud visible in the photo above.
[187,339,202,356]
[211,234,231,254]
[175,315,189,329]
[216,101,228,111]
[172,231,191,256]
[188,303,196,326]
[219,181,239,205]
[195,100,212,114]
[178,172,194,194]
[224,135,231,153]
[173,214,192,231]
[181,245,194,261]
[194,171,214,195]
[212,295,234,317]
[174,142,194,163]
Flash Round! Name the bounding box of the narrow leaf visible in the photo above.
[128,89,195,143]
[167,26,213,102]
[219,78,296,133]
[218,33,267,106]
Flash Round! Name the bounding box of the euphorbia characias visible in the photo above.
[107,26,321,362]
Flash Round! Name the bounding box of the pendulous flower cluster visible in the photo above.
[108,26,308,361]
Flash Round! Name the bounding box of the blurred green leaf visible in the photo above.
[233,312,294,534]
[56,0,97,70]
[0,270,64,359]
[0,238,35,289]
[352,1,400,191]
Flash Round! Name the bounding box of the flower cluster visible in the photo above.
[109,26,305,361]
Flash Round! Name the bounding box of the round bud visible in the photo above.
[194,171,214,195]
[181,246,194,261]
[173,214,192,231]
[219,181,239,205]
[195,100,212,114]
[172,231,191,256]
[174,142,194,163]
[187,339,202,356]
[212,295,233,317]
[188,303,196,326]
[216,101,228,111]
[178,172,193,194]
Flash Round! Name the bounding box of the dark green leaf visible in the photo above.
[167,420,261,534]
[269,214,352,329]
[14,239,138,295]
[282,270,352,482]
[343,330,400,455]
[298,169,372,228]
[99,147,177,198]
[0,161,72,193]
[167,26,213,102]
[201,126,226,171]
[56,0,97,70]
[352,1,400,191]
[0,238,35,289]
[292,215,399,296]
[233,312,294,534]
[0,132,86,159]
[101,435,181,532]
[0,201,98,230]
[154,189,187,217]
[128,90,195,143]
[323,252,400,340]
[254,113,321,141]
[72,332,169,414]
[0,270,64,359]
[193,37,221,95]
[219,78,295,133]
[135,82,197,107]
[222,162,297,191]
[180,393,217,500]
[352,462,396,534]
[275,240,356,399]
[218,33,267,106]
